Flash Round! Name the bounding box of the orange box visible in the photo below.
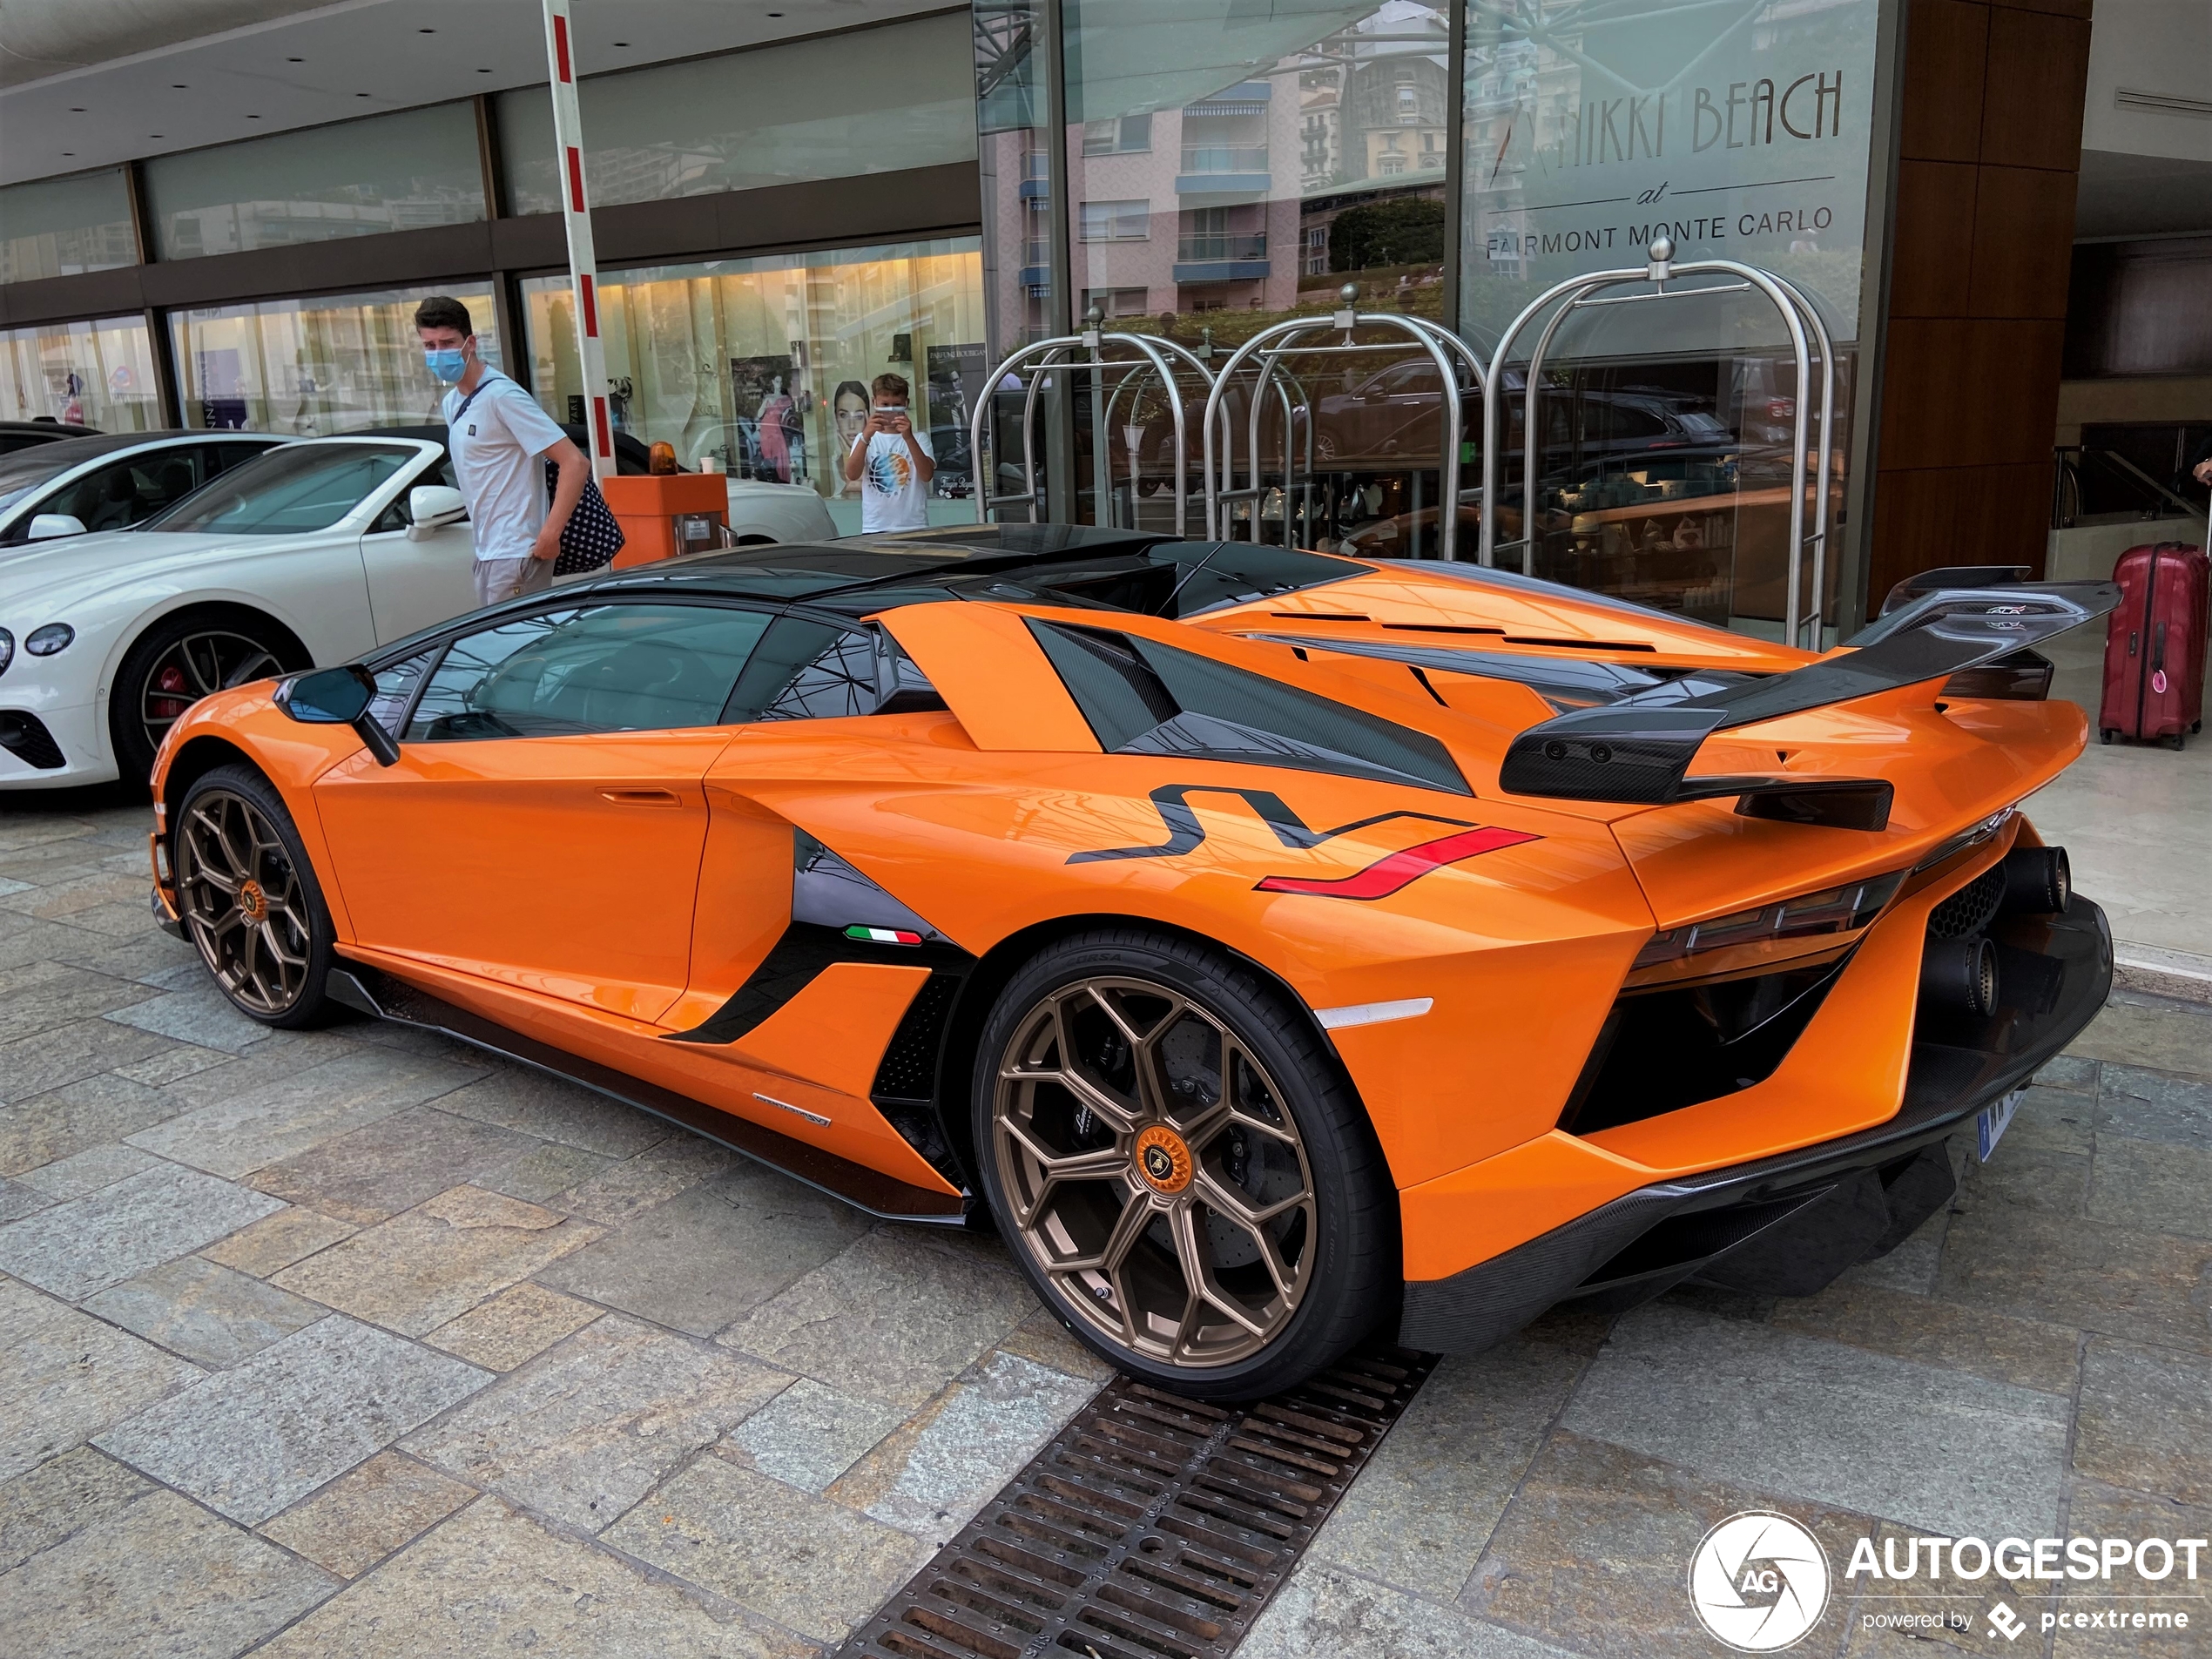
[601,473,728,567]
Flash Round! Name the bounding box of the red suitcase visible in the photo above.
[2099,539,2209,750]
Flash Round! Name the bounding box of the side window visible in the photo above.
[366,649,438,734]
[721,617,886,723]
[36,454,201,535]
[369,455,458,535]
[201,442,265,480]
[406,604,772,741]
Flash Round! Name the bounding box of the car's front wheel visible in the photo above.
[172,764,336,1028]
[974,929,1396,1399]
[111,611,294,792]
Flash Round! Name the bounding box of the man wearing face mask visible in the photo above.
[414,295,590,606]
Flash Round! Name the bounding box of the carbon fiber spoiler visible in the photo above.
[1496,581,2119,820]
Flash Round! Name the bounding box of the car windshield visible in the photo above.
[145,443,416,536]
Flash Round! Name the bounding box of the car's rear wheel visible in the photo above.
[974,929,1396,1399]
[111,613,293,792]
[172,765,336,1028]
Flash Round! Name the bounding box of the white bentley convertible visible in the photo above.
[0,436,482,791]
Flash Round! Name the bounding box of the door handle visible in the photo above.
[598,787,682,806]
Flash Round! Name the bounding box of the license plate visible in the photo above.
[1977,1088,2026,1162]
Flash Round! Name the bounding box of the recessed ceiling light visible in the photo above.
[246,114,261,119]
[150,134,164,138]
[476,67,492,74]
[287,56,304,63]
[172,83,187,89]
[70,106,87,112]
[61,151,74,157]
[613,40,631,46]
[418,27,435,33]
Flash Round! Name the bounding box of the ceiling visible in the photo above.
[2076,148,2212,241]
[0,0,948,187]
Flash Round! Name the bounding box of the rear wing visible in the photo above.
[1497,581,2119,823]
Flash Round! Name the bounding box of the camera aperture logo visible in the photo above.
[1689,1512,1832,1651]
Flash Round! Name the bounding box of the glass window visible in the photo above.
[14,450,210,540]
[496,13,974,214]
[0,171,137,284]
[141,103,485,260]
[170,286,501,435]
[367,649,438,736]
[0,317,161,432]
[1079,200,1150,242]
[723,618,884,723]
[520,239,982,534]
[147,443,416,536]
[406,604,773,741]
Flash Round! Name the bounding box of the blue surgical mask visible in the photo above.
[424,347,469,383]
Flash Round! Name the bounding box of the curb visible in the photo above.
[2113,943,2212,1008]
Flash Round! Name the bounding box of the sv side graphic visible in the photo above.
[1069,784,1540,900]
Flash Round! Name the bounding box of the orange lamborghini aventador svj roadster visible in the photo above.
[147,526,2115,1398]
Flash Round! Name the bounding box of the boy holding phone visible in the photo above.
[843,371,934,533]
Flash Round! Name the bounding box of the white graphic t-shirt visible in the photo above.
[860,428,933,533]
[441,373,570,563]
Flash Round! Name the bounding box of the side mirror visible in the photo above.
[274,664,401,766]
[28,514,87,541]
[405,485,467,542]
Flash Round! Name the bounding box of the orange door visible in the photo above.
[313,599,779,1024]
[314,732,731,1024]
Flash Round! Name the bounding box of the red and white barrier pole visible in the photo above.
[540,0,612,480]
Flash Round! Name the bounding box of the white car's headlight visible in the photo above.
[24,624,72,657]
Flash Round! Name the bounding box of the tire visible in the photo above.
[172,764,338,1029]
[111,612,296,794]
[972,928,1397,1399]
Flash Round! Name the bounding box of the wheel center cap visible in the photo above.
[1134,1124,1193,1195]
[239,880,267,924]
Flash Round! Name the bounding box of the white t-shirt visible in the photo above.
[859,428,934,533]
[441,373,571,563]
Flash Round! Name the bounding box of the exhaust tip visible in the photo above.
[2000,845,2070,915]
[1922,934,2000,1017]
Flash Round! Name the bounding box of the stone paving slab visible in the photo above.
[604,1455,929,1643]
[81,1254,327,1368]
[537,1163,872,1337]
[0,1276,201,1482]
[0,1482,337,1659]
[249,1102,550,1225]
[126,1047,489,1179]
[717,1227,1041,1411]
[271,1184,603,1336]
[257,1495,810,1659]
[0,1161,284,1301]
[259,1449,477,1578]
[94,1315,489,1523]
[1563,1300,2073,1542]
[408,1313,788,1532]
[0,1071,179,1176]
[423,1280,602,1371]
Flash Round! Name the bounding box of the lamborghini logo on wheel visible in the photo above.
[1133,1124,1194,1194]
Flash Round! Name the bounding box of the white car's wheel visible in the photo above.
[111,611,297,792]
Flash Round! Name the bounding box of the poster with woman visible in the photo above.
[730,354,804,482]
[829,380,870,497]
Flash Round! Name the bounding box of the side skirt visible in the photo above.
[326,962,971,1227]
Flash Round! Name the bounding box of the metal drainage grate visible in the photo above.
[835,1345,1435,1659]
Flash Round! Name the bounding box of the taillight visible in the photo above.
[1633,871,1905,971]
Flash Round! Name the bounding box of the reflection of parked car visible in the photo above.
[148,524,2110,1402]
[1312,356,1480,467]
[0,420,100,456]
[0,432,286,548]
[365,425,836,546]
[0,436,473,791]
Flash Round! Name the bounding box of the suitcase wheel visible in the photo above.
[2101,729,2114,745]
[2169,734,2187,752]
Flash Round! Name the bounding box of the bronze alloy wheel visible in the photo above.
[175,787,315,1016]
[991,975,1318,1369]
[139,630,284,756]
